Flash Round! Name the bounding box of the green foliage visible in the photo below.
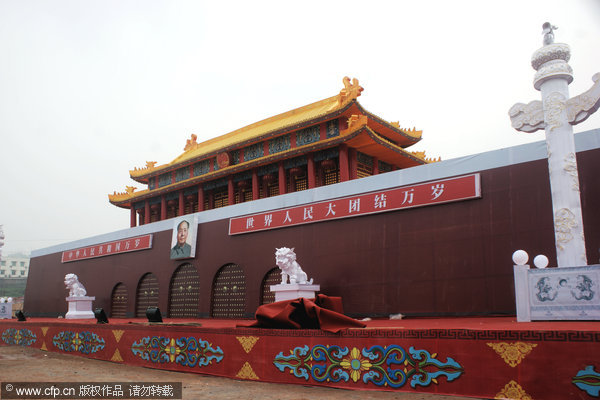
[0,280,26,297]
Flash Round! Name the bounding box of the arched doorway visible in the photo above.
[260,268,281,305]
[135,273,159,317]
[211,263,246,318]
[110,282,128,318]
[168,263,200,318]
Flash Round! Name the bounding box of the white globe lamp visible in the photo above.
[533,254,549,269]
[512,250,529,265]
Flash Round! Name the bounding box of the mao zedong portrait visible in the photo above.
[170,220,192,259]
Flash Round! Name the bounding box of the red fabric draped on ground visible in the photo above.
[241,294,366,333]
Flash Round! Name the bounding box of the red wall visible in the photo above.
[24,148,600,318]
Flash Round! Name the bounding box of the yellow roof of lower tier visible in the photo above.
[110,120,434,208]
[129,77,422,179]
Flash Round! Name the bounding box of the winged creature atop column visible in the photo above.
[509,23,600,133]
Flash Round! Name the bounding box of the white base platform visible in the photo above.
[270,283,320,302]
[65,296,95,319]
[514,264,600,321]
[0,303,12,319]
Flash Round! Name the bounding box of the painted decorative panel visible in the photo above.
[193,160,210,176]
[1,328,36,346]
[296,126,320,146]
[243,143,264,162]
[52,331,105,354]
[158,173,172,188]
[273,344,463,389]
[131,336,223,367]
[327,119,339,138]
[573,365,600,397]
[175,167,189,182]
[231,150,240,165]
[269,134,291,154]
[0,319,598,399]
[527,265,600,320]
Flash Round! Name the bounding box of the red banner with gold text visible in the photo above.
[61,234,153,263]
[229,174,480,235]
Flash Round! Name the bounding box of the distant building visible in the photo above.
[0,253,29,279]
[0,254,28,299]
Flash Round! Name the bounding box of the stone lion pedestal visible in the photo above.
[65,296,96,319]
[270,283,321,302]
[271,247,320,302]
[64,273,95,319]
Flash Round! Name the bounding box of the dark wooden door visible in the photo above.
[136,273,159,317]
[168,264,200,318]
[261,268,280,305]
[211,264,246,318]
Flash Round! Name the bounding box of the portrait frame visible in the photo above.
[169,215,198,260]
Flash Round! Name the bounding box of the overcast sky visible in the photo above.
[1,0,599,255]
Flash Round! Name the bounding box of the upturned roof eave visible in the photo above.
[354,103,423,147]
[109,124,424,208]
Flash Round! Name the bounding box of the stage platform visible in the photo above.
[1,316,599,399]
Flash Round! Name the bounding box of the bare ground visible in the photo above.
[0,346,483,400]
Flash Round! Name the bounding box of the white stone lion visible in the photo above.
[64,273,87,297]
[275,247,313,285]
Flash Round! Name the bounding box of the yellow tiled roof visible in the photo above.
[109,117,434,207]
[130,77,366,179]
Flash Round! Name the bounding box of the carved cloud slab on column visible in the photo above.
[508,100,545,132]
[567,73,600,125]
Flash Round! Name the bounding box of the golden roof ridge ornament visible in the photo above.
[346,114,368,131]
[109,186,138,202]
[402,127,423,139]
[338,76,364,106]
[391,122,423,139]
[131,161,157,173]
[410,151,441,163]
[184,134,199,152]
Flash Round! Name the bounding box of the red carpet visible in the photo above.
[1,316,599,399]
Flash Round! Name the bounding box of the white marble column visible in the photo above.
[533,42,587,267]
[509,23,600,267]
